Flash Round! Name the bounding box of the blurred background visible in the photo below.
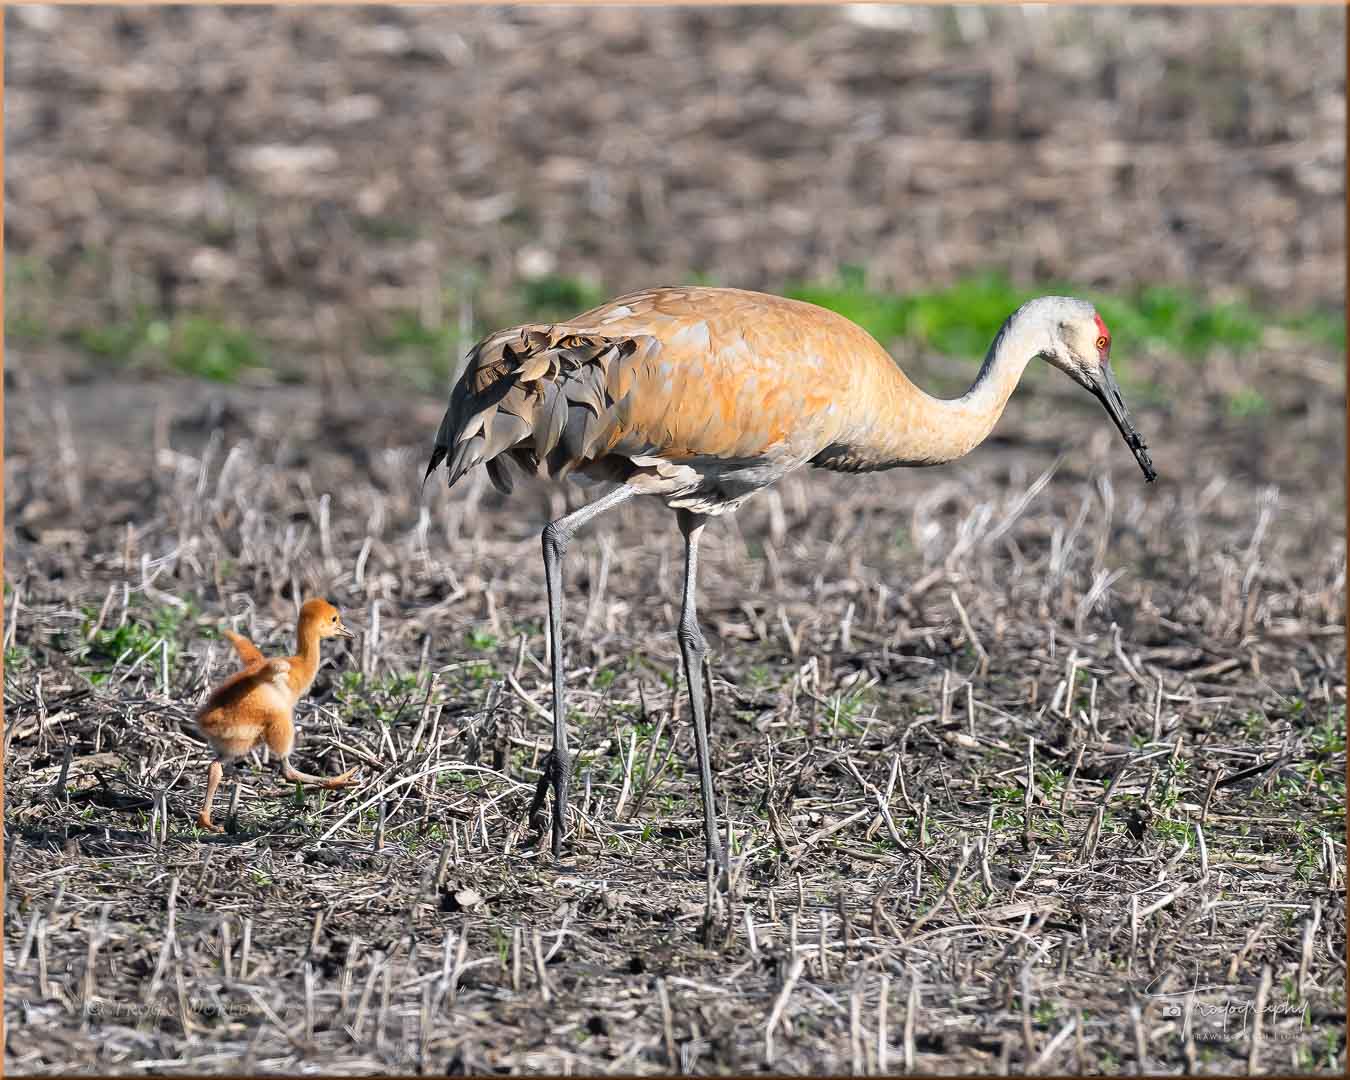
[5,4,1344,398]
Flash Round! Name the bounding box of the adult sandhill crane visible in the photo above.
[425,286,1155,872]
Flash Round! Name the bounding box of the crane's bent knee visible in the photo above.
[541,521,569,561]
[677,619,708,659]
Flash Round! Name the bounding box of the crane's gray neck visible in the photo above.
[898,300,1054,464]
[956,303,1047,415]
[814,296,1077,474]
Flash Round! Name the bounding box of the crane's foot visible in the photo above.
[526,749,572,858]
[551,758,570,861]
[196,810,224,834]
[527,770,550,838]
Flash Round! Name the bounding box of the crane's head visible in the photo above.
[1033,298,1156,483]
[300,597,356,639]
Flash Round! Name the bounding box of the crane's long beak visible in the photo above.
[1090,363,1156,483]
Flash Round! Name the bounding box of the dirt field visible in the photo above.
[4,5,1346,1076]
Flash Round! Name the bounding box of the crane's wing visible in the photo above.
[425,320,657,493]
[223,629,265,666]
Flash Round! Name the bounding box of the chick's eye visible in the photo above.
[1095,335,1109,351]
[331,615,338,623]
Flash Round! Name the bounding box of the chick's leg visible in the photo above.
[281,758,359,788]
[197,759,225,832]
[266,714,359,788]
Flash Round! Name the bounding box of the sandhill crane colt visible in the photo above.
[426,286,1155,872]
[196,598,359,832]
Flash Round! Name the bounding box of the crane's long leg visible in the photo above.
[529,483,637,860]
[675,509,726,873]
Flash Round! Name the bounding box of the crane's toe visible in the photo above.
[525,750,575,861]
[527,772,551,838]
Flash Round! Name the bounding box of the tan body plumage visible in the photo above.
[427,286,1155,871]
[429,287,1060,513]
[195,598,359,832]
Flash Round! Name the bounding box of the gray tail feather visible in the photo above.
[421,445,446,490]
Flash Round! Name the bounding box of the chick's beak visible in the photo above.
[1090,362,1156,483]
[336,622,356,639]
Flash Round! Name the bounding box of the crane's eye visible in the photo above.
[1095,335,1109,351]
[331,615,338,623]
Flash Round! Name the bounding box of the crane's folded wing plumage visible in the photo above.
[425,324,652,494]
